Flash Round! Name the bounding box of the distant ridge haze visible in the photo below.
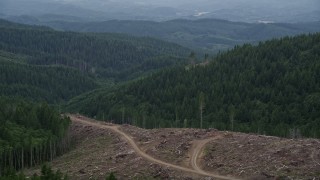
[5,17,319,53]
[1,0,319,22]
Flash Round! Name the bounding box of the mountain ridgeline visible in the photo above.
[2,0,319,23]
[0,19,190,102]
[11,18,320,53]
[0,19,189,80]
[67,33,320,138]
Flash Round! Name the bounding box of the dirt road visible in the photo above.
[190,138,221,175]
[70,115,240,180]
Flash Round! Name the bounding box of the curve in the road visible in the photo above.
[190,138,220,174]
[70,115,240,180]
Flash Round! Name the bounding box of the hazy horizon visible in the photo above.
[1,0,319,23]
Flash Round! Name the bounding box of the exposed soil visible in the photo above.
[24,115,320,180]
[201,133,320,180]
[119,125,220,168]
[25,116,207,179]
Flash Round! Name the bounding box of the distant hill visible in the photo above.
[0,19,189,80]
[67,33,320,138]
[7,17,320,53]
[0,19,190,102]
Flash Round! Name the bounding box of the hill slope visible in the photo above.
[0,19,190,102]
[0,19,190,82]
[0,50,97,102]
[67,33,320,138]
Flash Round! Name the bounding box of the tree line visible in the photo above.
[68,33,320,138]
[0,97,71,176]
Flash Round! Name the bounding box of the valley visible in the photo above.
[0,19,189,102]
[67,33,320,139]
[0,1,320,178]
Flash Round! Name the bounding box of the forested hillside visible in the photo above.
[0,19,189,82]
[0,97,71,175]
[0,19,191,102]
[67,33,320,138]
[0,51,97,103]
[15,18,320,53]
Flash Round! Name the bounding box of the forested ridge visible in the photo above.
[0,19,189,81]
[22,18,320,53]
[0,19,191,102]
[1,18,320,179]
[67,33,320,138]
[0,19,191,177]
[0,97,71,176]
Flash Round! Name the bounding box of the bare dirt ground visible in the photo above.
[118,125,221,168]
[25,115,320,180]
[120,125,320,180]
[201,133,320,180]
[26,116,206,179]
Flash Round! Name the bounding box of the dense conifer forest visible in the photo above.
[67,33,320,138]
[0,19,189,177]
[0,51,97,103]
[0,19,190,102]
[0,19,189,82]
[1,18,320,178]
[0,97,71,176]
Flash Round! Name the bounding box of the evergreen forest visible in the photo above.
[0,19,189,177]
[0,19,189,82]
[67,33,320,138]
[0,50,97,103]
[0,19,190,102]
[0,97,71,176]
[1,18,320,178]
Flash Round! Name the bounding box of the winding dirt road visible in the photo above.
[190,137,221,175]
[70,115,240,180]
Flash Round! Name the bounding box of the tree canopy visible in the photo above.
[0,97,71,175]
[0,19,190,82]
[67,33,320,138]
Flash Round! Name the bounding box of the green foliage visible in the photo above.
[105,172,116,180]
[37,164,68,180]
[0,19,190,103]
[68,33,320,138]
[0,164,68,180]
[0,98,71,175]
[0,19,191,103]
[0,51,97,103]
[0,19,189,82]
